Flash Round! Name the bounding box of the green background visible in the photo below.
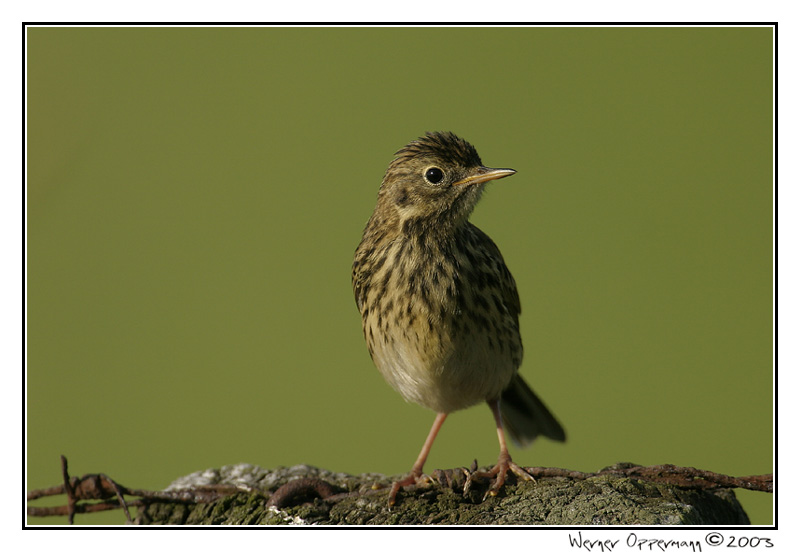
[27,27,774,525]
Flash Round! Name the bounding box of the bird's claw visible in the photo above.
[387,471,434,508]
[464,459,535,500]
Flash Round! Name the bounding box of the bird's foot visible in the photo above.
[464,453,535,500]
[388,470,434,508]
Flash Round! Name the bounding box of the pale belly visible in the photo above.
[366,312,519,413]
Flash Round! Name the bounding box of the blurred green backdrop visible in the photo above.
[26,27,773,525]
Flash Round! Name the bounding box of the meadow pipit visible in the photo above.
[352,131,565,506]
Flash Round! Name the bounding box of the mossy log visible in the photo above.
[135,463,750,525]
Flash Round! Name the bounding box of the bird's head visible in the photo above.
[375,132,516,232]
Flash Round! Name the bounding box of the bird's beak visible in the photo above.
[452,167,516,187]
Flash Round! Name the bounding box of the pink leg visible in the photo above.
[465,399,534,498]
[388,412,447,507]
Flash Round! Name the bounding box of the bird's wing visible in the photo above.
[466,223,521,322]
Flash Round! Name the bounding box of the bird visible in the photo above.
[352,131,565,507]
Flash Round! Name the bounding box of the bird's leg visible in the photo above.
[388,412,447,507]
[464,399,535,499]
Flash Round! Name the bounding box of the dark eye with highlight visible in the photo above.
[424,167,444,184]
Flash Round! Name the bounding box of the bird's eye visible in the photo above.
[424,167,444,184]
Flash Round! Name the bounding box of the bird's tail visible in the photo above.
[500,374,566,447]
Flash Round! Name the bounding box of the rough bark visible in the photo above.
[135,463,750,525]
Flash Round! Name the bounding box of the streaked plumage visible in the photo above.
[352,132,564,505]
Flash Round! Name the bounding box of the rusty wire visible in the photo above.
[27,456,247,524]
[27,455,772,523]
